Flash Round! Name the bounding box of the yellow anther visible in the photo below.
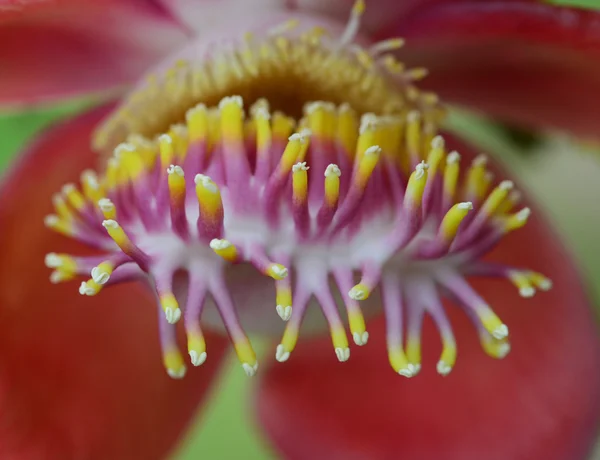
[406,111,422,163]
[356,114,380,163]
[102,219,133,252]
[266,263,289,280]
[62,183,86,211]
[405,161,429,207]
[219,95,244,141]
[348,283,370,301]
[44,252,77,273]
[481,180,513,216]
[306,102,336,138]
[167,165,186,201]
[91,260,114,285]
[369,37,405,55]
[443,151,461,202]
[195,174,223,218]
[80,170,104,204]
[169,124,189,161]
[159,134,175,167]
[502,207,531,232]
[337,104,359,158]
[496,190,522,215]
[209,239,239,263]
[405,67,429,81]
[354,47,374,69]
[186,104,208,143]
[348,308,367,345]
[529,272,553,291]
[51,194,73,222]
[324,164,341,207]
[98,198,116,220]
[44,215,74,237]
[292,162,309,203]
[437,340,457,376]
[233,337,258,376]
[280,323,300,358]
[127,133,157,168]
[478,309,508,340]
[388,345,413,377]
[104,158,120,190]
[275,284,292,321]
[160,293,182,324]
[352,0,366,16]
[439,202,473,242]
[406,336,422,368]
[254,107,272,151]
[272,112,295,140]
[465,154,489,200]
[163,348,187,379]
[187,332,207,366]
[49,270,77,284]
[480,335,511,360]
[355,145,381,189]
[426,135,446,177]
[331,325,350,362]
[78,278,103,296]
[508,270,536,297]
[280,133,307,172]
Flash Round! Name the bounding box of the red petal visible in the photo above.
[0,1,188,108]
[256,138,600,460]
[382,1,600,139]
[0,104,228,460]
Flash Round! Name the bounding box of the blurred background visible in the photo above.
[1,0,600,458]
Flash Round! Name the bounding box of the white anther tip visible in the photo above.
[492,324,509,340]
[408,363,421,376]
[91,266,110,285]
[165,307,181,324]
[517,208,531,221]
[102,219,119,229]
[324,164,341,177]
[44,253,61,268]
[167,164,184,176]
[219,95,243,109]
[158,133,173,144]
[519,287,535,298]
[348,287,366,301]
[436,360,453,376]
[431,135,445,149]
[538,278,553,291]
[292,162,309,172]
[353,331,369,346]
[497,343,511,359]
[189,350,207,367]
[98,198,114,211]
[271,265,288,278]
[209,238,231,250]
[275,344,290,362]
[473,153,488,166]
[167,366,187,379]
[242,362,258,377]
[447,151,461,164]
[78,282,94,296]
[276,305,292,321]
[43,215,59,227]
[398,367,415,378]
[335,347,350,362]
[364,145,382,156]
[457,201,473,210]
[499,180,514,190]
[407,110,421,122]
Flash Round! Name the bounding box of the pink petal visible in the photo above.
[382,1,600,139]
[0,1,188,107]
[256,137,600,460]
[0,104,229,459]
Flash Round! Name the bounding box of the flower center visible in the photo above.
[45,1,551,379]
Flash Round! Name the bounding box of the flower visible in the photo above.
[2,1,600,460]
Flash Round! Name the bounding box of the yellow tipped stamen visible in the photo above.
[508,270,536,298]
[233,337,259,376]
[186,104,209,143]
[160,292,182,324]
[195,174,223,218]
[529,272,553,291]
[389,345,414,377]
[169,124,189,161]
[278,323,300,362]
[164,348,187,379]
[502,207,531,232]
[481,335,511,360]
[104,158,120,191]
[356,114,379,163]
[275,284,292,321]
[271,112,295,141]
[306,102,336,139]
[368,37,405,55]
[355,145,381,189]
[405,161,429,207]
[437,339,457,376]
[279,133,308,173]
[481,180,513,217]
[51,194,74,222]
[78,278,103,296]
[465,154,489,201]
[98,198,116,220]
[219,95,245,142]
[496,190,522,215]
[44,215,74,237]
[331,324,350,362]
[209,239,239,263]
[292,162,309,203]
[80,170,104,204]
[266,263,289,281]
[406,336,422,370]
[167,165,186,201]
[337,104,359,157]
[187,332,207,367]
[324,164,341,206]
[159,134,175,168]
[477,309,508,340]
[44,252,77,274]
[50,270,77,284]
[115,143,145,180]
[426,135,446,178]
[254,107,272,151]
[126,133,157,168]
[406,111,422,165]
[439,202,473,242]
[62,183,86,212]
[347,308,368,346]
[443,151,461,203]
[349,282,370,301]
[352,0,365,16]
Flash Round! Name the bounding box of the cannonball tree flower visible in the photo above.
[1,1,600,460]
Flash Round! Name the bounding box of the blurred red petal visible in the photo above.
[256,137,600,460]
[384,1,600,139]
[0,1,188,107]
[0,104,228,460]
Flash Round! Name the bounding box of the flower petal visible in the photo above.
[0,104,229,459]
[256,138,600,460]
[0,1,188,107]
[383,1,600,139]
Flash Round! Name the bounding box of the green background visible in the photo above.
[2,0,600,458]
